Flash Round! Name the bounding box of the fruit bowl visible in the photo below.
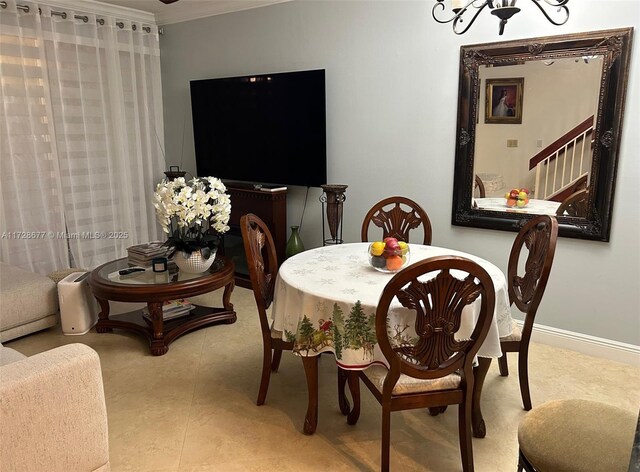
[505,187,531,209]
[368,238,410,273]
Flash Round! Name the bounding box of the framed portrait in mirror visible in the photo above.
[485,78,524,124]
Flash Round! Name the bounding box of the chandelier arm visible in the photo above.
[529,0,570,26]
[539,0,569,6]
[432,0,458,24]
[432,0,488,26]
[452,3,491,35]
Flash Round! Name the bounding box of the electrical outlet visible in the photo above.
[507,139,518,148]
[536,139,543,148]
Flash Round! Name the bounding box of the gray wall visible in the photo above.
[160,0,639,346]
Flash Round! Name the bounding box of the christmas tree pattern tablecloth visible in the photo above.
[272,243,513,369]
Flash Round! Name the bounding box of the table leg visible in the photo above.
[302,355,319,435]
[337,367,351,415]
[222,279,235,313]
[148,302,168,356]
[95,298,112,333]
[472,356,492,438]
[346,371,361,425]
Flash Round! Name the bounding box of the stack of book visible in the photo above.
[142,299,194,322]
[127,242,167,267]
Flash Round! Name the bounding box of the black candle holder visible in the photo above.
[164,165,186,181]
[320,184,348,246]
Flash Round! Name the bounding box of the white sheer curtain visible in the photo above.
[0,1,165,274]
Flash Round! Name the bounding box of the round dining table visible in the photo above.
[474,197,561,215]
[271,242,514,436]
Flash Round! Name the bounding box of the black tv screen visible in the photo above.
[190,69,327,188]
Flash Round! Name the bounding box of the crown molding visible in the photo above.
[154,0,291,26]
[35,0,157,24]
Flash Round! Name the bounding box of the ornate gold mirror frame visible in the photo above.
[452,28,633,241]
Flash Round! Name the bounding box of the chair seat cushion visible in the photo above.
[518,399,636,472]
[363,364,461,395]
[500,323,522,342]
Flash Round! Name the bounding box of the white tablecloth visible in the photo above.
[474,197,561,215]
[272,243,513,368]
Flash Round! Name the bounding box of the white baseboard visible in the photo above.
[513,320,640,366]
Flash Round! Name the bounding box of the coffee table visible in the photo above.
[88,256,236,355]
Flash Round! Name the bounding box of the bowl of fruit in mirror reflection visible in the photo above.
[368,237,410,273]
[505,187,531,209]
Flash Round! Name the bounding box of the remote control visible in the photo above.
[119,267,146,276]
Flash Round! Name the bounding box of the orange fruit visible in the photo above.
[386,255,404,271]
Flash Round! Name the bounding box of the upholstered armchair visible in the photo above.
[0,343,110,471]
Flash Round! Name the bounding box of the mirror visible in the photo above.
[452,28,633,241]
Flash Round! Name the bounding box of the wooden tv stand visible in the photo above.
[224,182,287,288]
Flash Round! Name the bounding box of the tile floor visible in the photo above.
[6,287,639,471]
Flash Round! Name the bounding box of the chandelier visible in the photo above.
[432,0,570,35]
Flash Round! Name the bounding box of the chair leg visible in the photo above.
[257,343,273,406]
[271,349,283,372]
[381,404,391,472]
[428,405,448,416]
[518,348,532,411]
[472,357,492,439]
[346,371,361,425]
[498,353,509,376]
[518,449,535,472]
[458,395,475,472]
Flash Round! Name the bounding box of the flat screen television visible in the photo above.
[190,69,327,188]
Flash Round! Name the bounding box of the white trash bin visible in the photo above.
[58,271,98,335]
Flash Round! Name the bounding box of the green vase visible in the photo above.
[285,226,305,259]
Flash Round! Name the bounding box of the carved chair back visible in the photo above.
[556,188,589,217]
[240,213,278,333]
[361,196,433,245]
[376,256,495,391]
[508,215,558,322]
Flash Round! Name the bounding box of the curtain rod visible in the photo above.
[0,1,158,34]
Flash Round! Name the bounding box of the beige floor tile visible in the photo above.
[5,286,639,472]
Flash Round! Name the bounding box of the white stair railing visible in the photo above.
[532,121,593,200]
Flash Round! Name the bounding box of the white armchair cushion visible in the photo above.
[0,343,110,471]
[363,364,461,395]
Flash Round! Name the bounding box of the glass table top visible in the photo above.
[95,257,225,286]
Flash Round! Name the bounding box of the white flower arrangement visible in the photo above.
[153,176,231,257]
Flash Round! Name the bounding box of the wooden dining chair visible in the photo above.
[240,213,294,406]
[361,196,432,245]
[499,215,558,411]
[556,188,589,217]
[345,256,496,472]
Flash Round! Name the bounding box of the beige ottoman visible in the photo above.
[518,399,637,472]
